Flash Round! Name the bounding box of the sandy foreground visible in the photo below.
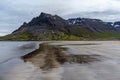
[0,41,120,80]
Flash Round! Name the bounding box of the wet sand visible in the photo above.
[1,41,120,80]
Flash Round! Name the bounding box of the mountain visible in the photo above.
[1,12,120,41]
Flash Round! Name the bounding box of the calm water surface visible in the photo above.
[1,41,120,80]
[0,41,40,63]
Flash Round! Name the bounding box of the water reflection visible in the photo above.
[0,58,63,80]
[0,42,102,80]
[18,43,38,50]
[0,42,39,64]
[22,43,101,70]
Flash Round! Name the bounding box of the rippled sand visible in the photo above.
[1,41,120,80]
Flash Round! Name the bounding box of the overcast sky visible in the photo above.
[0,0,120,36]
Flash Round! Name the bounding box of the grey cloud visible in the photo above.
[0,0,120,36]
[63,10,120,21]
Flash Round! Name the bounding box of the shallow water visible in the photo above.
[0,41,40,63]
[1,41,120,80]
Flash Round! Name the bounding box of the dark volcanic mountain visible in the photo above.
[1,12,120,40]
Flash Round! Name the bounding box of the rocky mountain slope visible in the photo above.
[1,12,120,40]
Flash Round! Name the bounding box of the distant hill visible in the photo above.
[1,12,120,41]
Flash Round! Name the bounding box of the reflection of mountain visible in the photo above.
[22,43,100,70]
[1,12,120,40]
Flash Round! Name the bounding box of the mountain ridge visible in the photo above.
[1,12,120,41]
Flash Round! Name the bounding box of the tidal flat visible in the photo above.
[0,41,120,80]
